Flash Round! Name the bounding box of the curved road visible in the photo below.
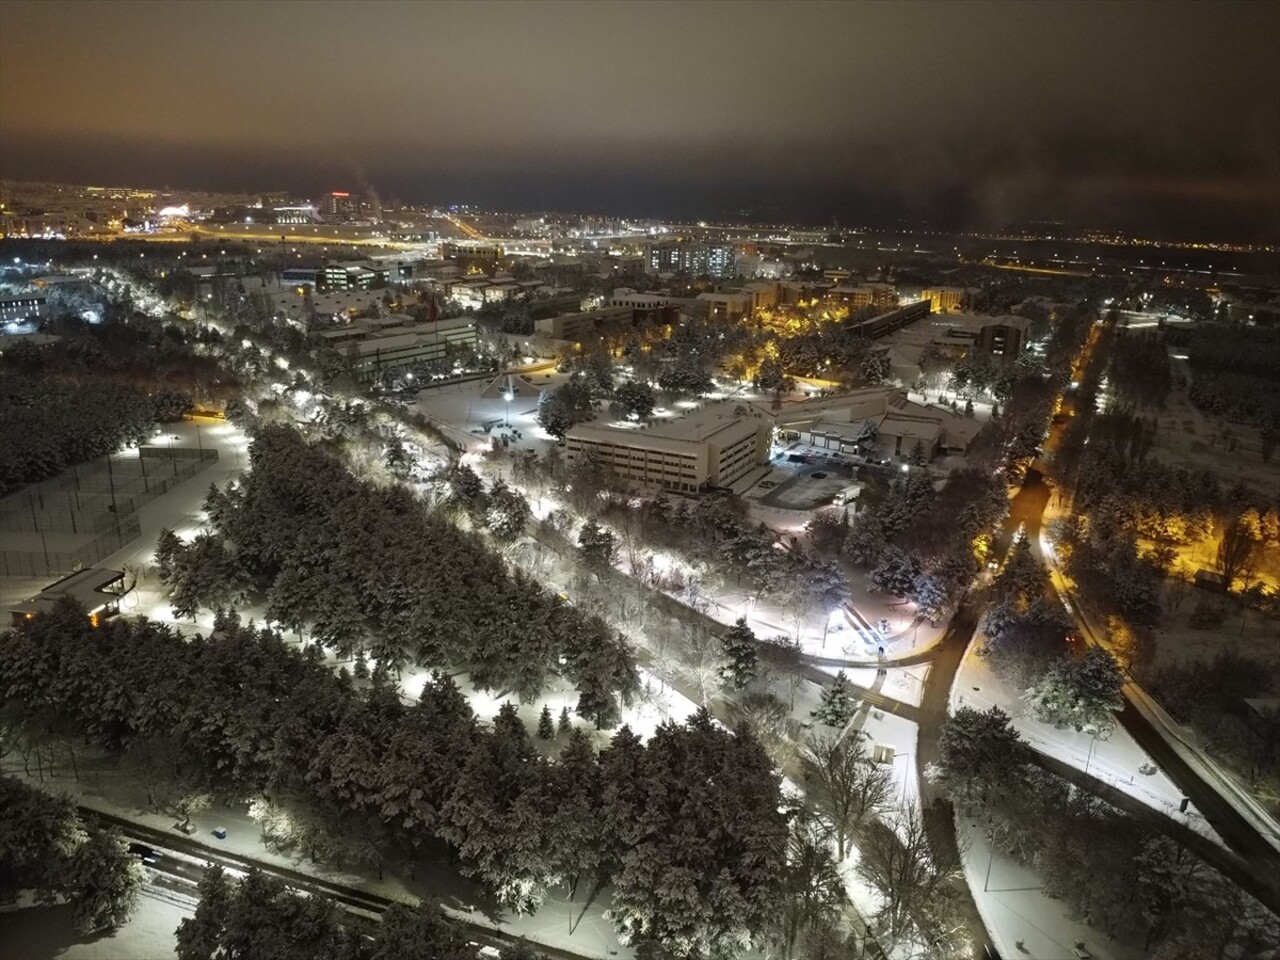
[916,466,1280,919]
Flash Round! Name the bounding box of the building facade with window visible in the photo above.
[0,294,48,324]
[565,404,770,491]
[643,241,736,278]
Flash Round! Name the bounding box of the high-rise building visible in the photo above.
[644,241,736,278]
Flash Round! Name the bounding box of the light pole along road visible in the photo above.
[80,807,600,960]
[912,448,1280,919]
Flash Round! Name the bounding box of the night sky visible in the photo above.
[2,0,1277,238]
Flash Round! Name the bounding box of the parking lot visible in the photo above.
[746,445,860,509]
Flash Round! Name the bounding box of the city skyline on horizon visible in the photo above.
[2,1,1277,242]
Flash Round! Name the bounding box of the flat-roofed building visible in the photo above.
[697,291,752,321]
[566,404,770,492]
[610,288,671,310]
[974,315,1031,357]
[441,241,504,268]
[767,387,982,463]
[643,241,736,278]
[828,286,876,310]
[482,281,525,303]
[324,260,390,291]
[535,306,634,340]
[343,316,478,382]
[0,293,47,324]
[10,568,127,626]
[829,283,896,310]
[740,281,779,313]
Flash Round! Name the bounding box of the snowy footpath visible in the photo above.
[952,641,1223,846]
[957,818,1144,960]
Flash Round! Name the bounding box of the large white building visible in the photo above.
[566,403,771,492]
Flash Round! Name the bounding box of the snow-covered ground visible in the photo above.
[953,638,1223,844]
[2,759,636,960]
[413,371,568,457]
[0,888,189,960]
[958,817,1143,960]
[0,418,250,615]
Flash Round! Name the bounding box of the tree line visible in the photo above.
[0,774,143,935]
[177,866,548,960]
[157,425,640,725]
[842,467,1008,622]
[0,374,174,496]
[932,707,1280,955]
[1169,324,1280,432]
[978,536,1128,735]
[0,605,787,957]
[590,490,850,632]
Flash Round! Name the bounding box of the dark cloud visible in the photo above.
[2,0,1276,238]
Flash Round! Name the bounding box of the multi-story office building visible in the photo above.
[974,316,1031,357]
[323,191,358,219]
[0,293,48,325]
[324,260,391,291]
[565,404,770,492]
[644,241,736,278]
[440,241,505,267]
[534,306,634,340]
[829,283,897,310]
[342,316,479,382]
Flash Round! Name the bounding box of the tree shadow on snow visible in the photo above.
[0,902,106,959]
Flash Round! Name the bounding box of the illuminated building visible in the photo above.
[324,191,356,218]
[342,316,479,382]
[324,260,390,291]
[922,286,967,313]
[566,404,771,492]
[0,293,48,324]
[828,283,896,310]
[9,568,127,626]
[441,241,505,268]
[644,241,736,278]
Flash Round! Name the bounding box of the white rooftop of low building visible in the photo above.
[745,386,896,420]
[878,415,941,443]
[10,567,126,616]
[647,402,768,443]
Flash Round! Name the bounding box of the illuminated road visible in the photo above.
[445,213,489,242]
[78,807,600,960]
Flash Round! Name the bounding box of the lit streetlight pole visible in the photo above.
[821,607,840,650]
[1084,734,1098,777]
